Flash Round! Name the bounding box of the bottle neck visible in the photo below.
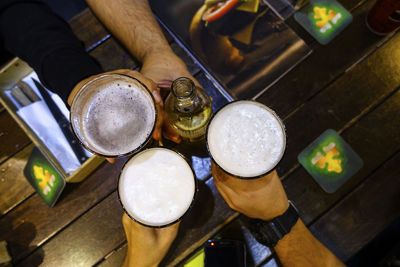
[172,77,197,112]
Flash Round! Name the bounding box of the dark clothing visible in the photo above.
[0,0,102,104]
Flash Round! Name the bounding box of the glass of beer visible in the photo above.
[118,147,197,227]
[206,100,286,179]
[70,73,157,158]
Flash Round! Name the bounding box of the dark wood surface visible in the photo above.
[0,0,399,266]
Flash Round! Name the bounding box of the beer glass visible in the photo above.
[366,0,400,35]
[70,73,157,158]
[206,100,286,179]
[118,147,197,227]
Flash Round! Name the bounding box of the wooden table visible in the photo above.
[1,0,399,266]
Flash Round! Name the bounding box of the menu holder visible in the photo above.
[0,58,104,183]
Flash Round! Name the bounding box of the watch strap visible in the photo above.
[248,201,299,247]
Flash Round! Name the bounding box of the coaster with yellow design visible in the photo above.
[294,0,352,45]
[298,129,363,193]
[24,147,66,207]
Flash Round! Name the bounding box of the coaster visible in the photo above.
[294,0,353,44]
[24,147,66,207]
[298,129,363,193]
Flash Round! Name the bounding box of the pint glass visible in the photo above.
[70,73,157,158]
[206,100,286,179]
[118,147,197,227]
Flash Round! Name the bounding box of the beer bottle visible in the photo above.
[165,77,212,142]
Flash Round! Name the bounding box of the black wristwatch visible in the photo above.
[248,201,299,247]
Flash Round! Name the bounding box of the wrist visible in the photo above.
[142,50,185,68]
[259,171,290,221]
[259,198,289,221]
[248,201,299,248]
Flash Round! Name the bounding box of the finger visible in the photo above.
[152,128,162,141]
[157,79,173,90]
[122,213,133,240]
[211,161,230,183]
[115,69,159,97]
[163,131,182,144]
[152,104,164,141]
[162,124,182,144]
[122,213,133,229]
[158,221,180,233]
[159,108,182,144]
[213,177,237,209]
[151,88,163,106]
[156,221,180,240]
[106,158,116,163]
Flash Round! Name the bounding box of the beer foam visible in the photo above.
[119,148,195,226]
[207,101,285,177]
[80,77,155,155]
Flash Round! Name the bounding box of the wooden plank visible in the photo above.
[285,89,400,227]
[69,8,110,51]
[0,145,35,217]
[276,30,400,178]
[17,193,125,267]
[310,151,400,261]
[20,178,237,267]
[0,111,31,164]
[0,159,125,264]
[256,0,391,119]
[89,38,140,72]
[97,245,127,267]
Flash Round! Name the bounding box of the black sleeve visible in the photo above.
[0,0,103,105]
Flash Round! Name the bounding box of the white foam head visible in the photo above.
[207,101,286,177]
[119,148,196,227]
[71,74,156,156]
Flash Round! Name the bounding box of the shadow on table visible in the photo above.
[160,180,214,266]
[0,211,44,266]
[347,217,400,267]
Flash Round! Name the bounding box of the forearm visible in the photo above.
[85,0,173,62]
[275,219,344,267]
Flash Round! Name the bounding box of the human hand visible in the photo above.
[212,162,289,221]
[140,51,201,91]
[122,213,179,267]
[67,69,176,163]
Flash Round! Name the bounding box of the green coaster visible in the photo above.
[298,129,363,193]
[294,0,353,45]
[24,147,66,207]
